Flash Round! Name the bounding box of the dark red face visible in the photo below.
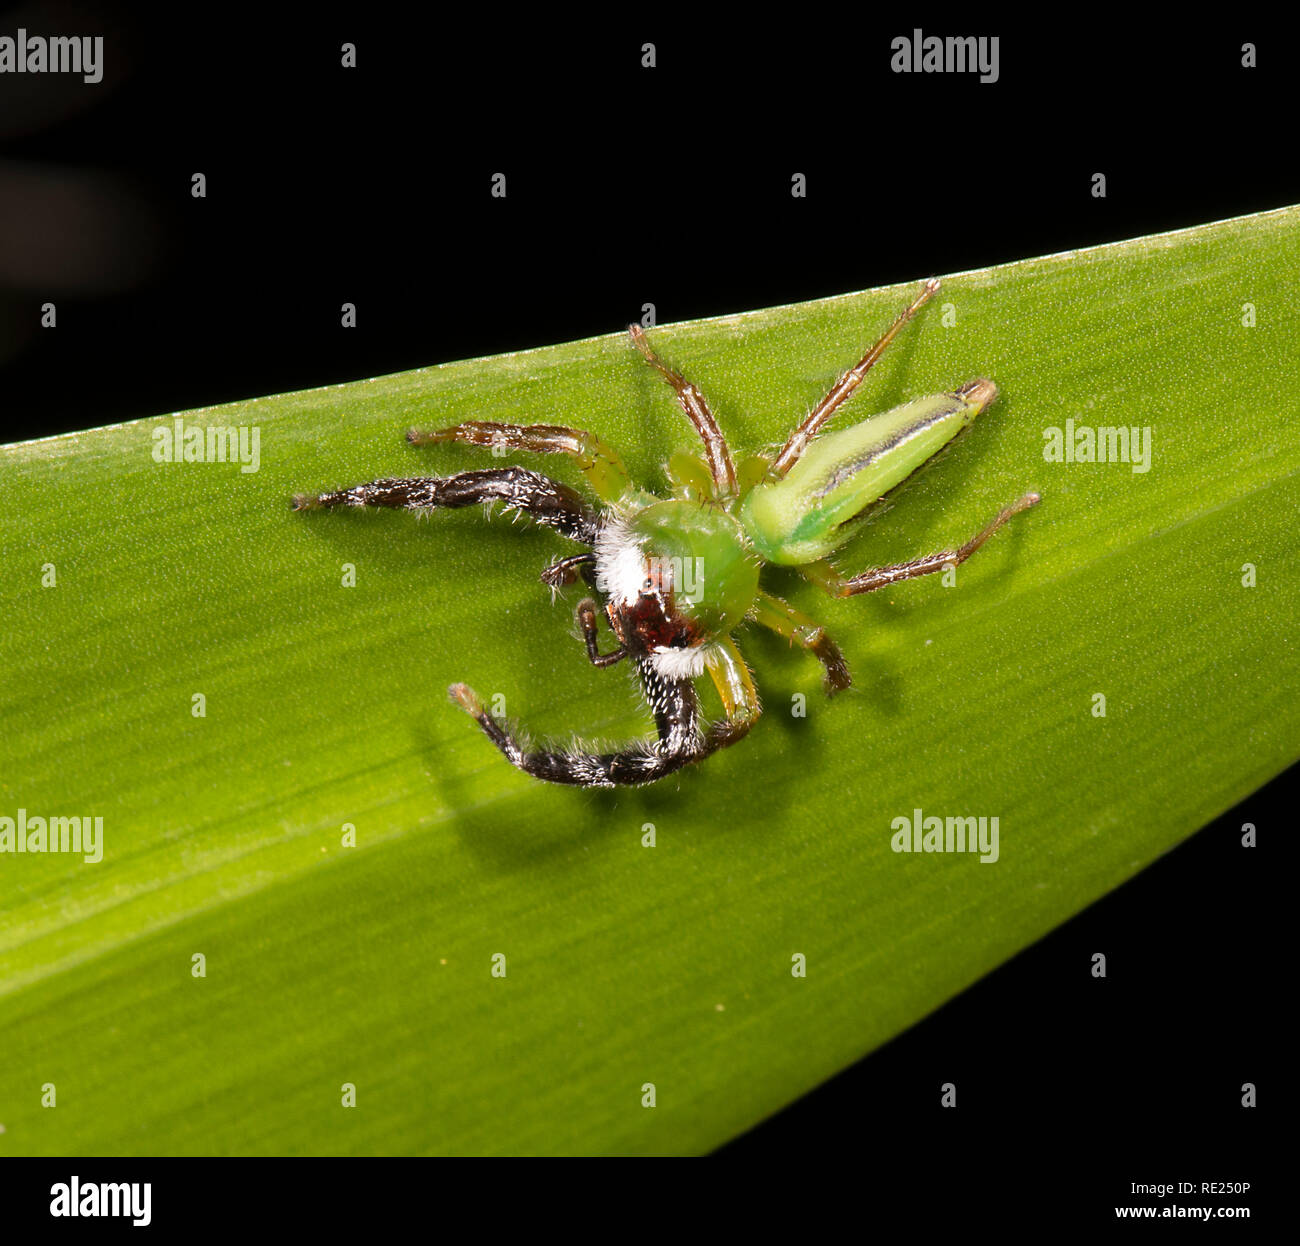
[607,557,700,655]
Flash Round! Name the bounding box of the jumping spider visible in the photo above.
[293,279,1039,787]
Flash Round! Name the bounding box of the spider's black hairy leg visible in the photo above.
[540,552,597,592]
[627,324,738,498]
[291,468,601,545]
[576,598,626,668]
[448,658,744,788]
[802,492,1042,597]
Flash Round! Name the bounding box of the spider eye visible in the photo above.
[642,577,653,591]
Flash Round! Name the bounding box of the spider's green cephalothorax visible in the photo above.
[293,279,1039,787]
[606,499,762,662]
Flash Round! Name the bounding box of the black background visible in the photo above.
[0,4,1285,1206]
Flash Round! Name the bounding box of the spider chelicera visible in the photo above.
[293,279,1039,787]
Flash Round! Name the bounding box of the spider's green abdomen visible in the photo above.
[739,383,995,565]
[628,499,761,637]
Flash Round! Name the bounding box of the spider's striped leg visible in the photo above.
[450,657,744,788]
[292,467,601,545]
[772,278,941,476]
[751,591,851,693]
[627,324,738,499]
[801,492,1041,597]
[408,421,634,504]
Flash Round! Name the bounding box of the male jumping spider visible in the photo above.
[293,280,1039,788]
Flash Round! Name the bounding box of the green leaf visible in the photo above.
[2,207,1296,1155]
